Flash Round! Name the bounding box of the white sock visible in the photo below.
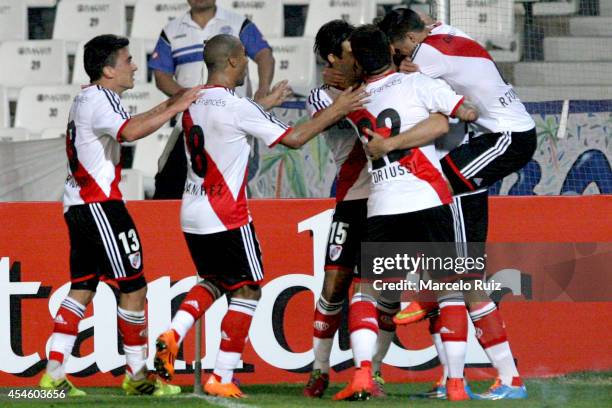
[47,332,78,380]
[171,310,195,344]
[313,337,333,373]
[485,342,520,386]
[444,341,467,379]
[213,351,241,383]
[431,333,449,384]
[117,308,147,380]
[372,329,394,374]
[350,329,377,368]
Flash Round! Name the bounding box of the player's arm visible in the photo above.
[240,20,274,101]
[120,86,205,142]
[149,29,185,97]
[154,71,186,97]
[364,113,449,160]
[280,86,367,148]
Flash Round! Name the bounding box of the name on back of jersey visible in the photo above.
[498,88,521,108]
[370,161,411,184]
[184,180,224,197]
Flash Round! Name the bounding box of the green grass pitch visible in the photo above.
[1,372,610,407]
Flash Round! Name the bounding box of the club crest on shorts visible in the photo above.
[128,252,141,269]
[329,244,343,261]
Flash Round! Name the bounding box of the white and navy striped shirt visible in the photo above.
[62,85,131,212]
[181,86,291,234]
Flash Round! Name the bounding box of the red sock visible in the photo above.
[472,308,508,348]
[49,298,85,364]
[313,297,343,339]
[220,299,257,353]
[179,284,215,321]
[348,298,378,334]
[439,304,468,342]
[117,307,147,377]
[348,294,378,367]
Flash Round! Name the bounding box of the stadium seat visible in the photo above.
[0,0,27,41]
[0,127,29,142]
[513,62,612,86]
[72,38,147,85]
[544,37,612,62]
[0,40,68,98]
[132,126,171,197]
[249,37,316,96]
[0,87,8,128]
[569,17,612,37]
[121,83,167,116]
[602,0,612,16]
[450,0,516,52]
[14,85,80,134]
[132,126,171,178]
[53,0,127,53]
[131,0,190,52]
[304,0,377,37]
[217,0,284,39]
[25,0,57,6]
[119,168,145,200]
[533,0,578,16]
[39,127,67,140]
[515,86,612,102]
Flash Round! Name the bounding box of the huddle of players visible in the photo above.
[304,9,536,402]
[39,7,535,402]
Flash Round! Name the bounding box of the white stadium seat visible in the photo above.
[450,0,516,51]
[120,169,145,200]
[132,126,172,197]
[533,0,578,16]
[25,0,58,7]
[217,0,284,39]
[515,86,612,102]
[0,87,8,128]
[544,37,612,62]
[304,0,377,37]
[14,85,80,134]
[0,40,68,97]
[53,0,126,53]
[132,127,171,178]
[249,37,316,96]
[0,0,27,41]
[39,127,67,140]
[0,127,30,142]
[570,17,612,37]
[121,83,167,116]
[514,62,612,86]
[131,0,190,52]
[72,38,147,85]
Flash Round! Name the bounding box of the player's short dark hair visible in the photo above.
[84,35,130,82]
[204,34,243,72]
[314,19,355,64]
[378,8,425,43]
[350,25,391,75]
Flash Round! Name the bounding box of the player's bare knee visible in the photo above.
[231,284,261,301]
[67,289,95,306]
[119,284,148,310]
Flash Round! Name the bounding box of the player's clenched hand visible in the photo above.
[171,85,206,112]
[256,80,293,110]
[363,128,392,160]
[399,59,420,74]
[330,85,369,116]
